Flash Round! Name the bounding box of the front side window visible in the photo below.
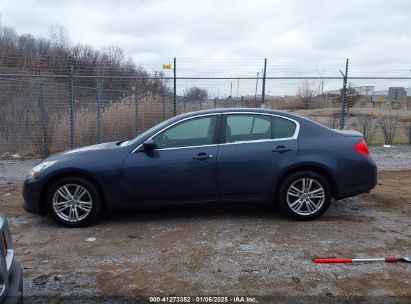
[225,114,272,143]
[153,116,217,149]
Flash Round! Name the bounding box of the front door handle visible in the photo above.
[272,146,292,154]
[193,153,213,160]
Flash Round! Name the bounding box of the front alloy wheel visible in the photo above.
[48,176,102,227]
[52,184,93,222]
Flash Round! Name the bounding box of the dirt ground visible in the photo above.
[0,154,410,302]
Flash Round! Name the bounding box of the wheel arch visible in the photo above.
[39,170,106,214]
[273,164,337,202]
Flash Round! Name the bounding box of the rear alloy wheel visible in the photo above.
[48,177,102,227]
[278,171,331,220]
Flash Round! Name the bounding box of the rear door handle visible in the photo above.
[193,153,213,160]
[272,146,292,153]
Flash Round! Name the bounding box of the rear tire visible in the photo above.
[47,176,102,227]
[277,171,331,220]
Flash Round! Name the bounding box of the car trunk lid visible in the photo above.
[331,129,363,137]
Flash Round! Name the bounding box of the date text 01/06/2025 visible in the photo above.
[149,296,258,303]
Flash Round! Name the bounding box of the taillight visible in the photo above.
[353,139,369,156]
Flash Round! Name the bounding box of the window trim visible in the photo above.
[132,113,222,152]
[132,111,300,153]
[221,112,300,145]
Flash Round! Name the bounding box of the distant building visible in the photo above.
[373,87,411,97]
[325,86,375,96]
[357,86,375,96]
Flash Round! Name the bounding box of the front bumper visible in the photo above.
[3,260,23,304]
[23,178,43,214]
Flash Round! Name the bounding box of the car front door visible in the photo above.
[122,114,220,204]
[217,113,299,200]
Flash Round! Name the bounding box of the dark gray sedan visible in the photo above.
[23,108,377,227]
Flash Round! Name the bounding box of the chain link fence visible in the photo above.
[1,58,411,157]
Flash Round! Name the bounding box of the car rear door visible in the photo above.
[122,114,221,204]
[217,113,299,200]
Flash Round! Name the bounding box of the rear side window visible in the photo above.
[225,114,271,143]
[272,116,296,139]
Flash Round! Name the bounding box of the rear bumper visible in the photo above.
[4,260,23,304]
[23,178,43,214]
[335,160,377,200]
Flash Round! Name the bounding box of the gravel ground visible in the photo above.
[369,145,411,171]
[0,145,410,302]
[0,158,38,185]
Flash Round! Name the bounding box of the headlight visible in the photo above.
[27,161,57,179]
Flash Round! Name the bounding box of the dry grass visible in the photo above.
[2,99,410,156]
[50,96,172,152]
[294,107,411,121]
[265,98,305,110]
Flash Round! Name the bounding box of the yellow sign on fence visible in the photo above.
[162,64,172,70]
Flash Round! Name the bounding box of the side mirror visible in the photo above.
[142,138,156,152]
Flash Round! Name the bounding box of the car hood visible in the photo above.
[42,141,121,162]
[62,142,119,155]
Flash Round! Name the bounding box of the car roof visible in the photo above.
[175,107,301,120]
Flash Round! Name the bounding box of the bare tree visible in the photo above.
[31,113,57,157]
[350,114,377,144]
[399,123,411,144]
[296,80,320,109]
[338,84,360,111]
[377,111,399,145]
[186,86,208,101]
[48,24,70,49]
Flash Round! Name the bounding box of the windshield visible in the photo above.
[119,118,174,147]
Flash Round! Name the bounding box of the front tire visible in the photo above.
[47,176,102,227]
[277,171,331,220]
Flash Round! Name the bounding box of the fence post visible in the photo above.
[162,93,167,120]
[214,97,217,108]
[183,94,187,112]
[241,96,244,107]
[255,72,259,102]
[173,57,176,116]
[39,76,48,155]
[68,56,75,149]
[96,77,103,143]
[261,58,267,105]
[39,76,46,122]
[339,59,349,130]
[134,89,140,134]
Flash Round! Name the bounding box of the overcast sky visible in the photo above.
[1,0,411,81]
